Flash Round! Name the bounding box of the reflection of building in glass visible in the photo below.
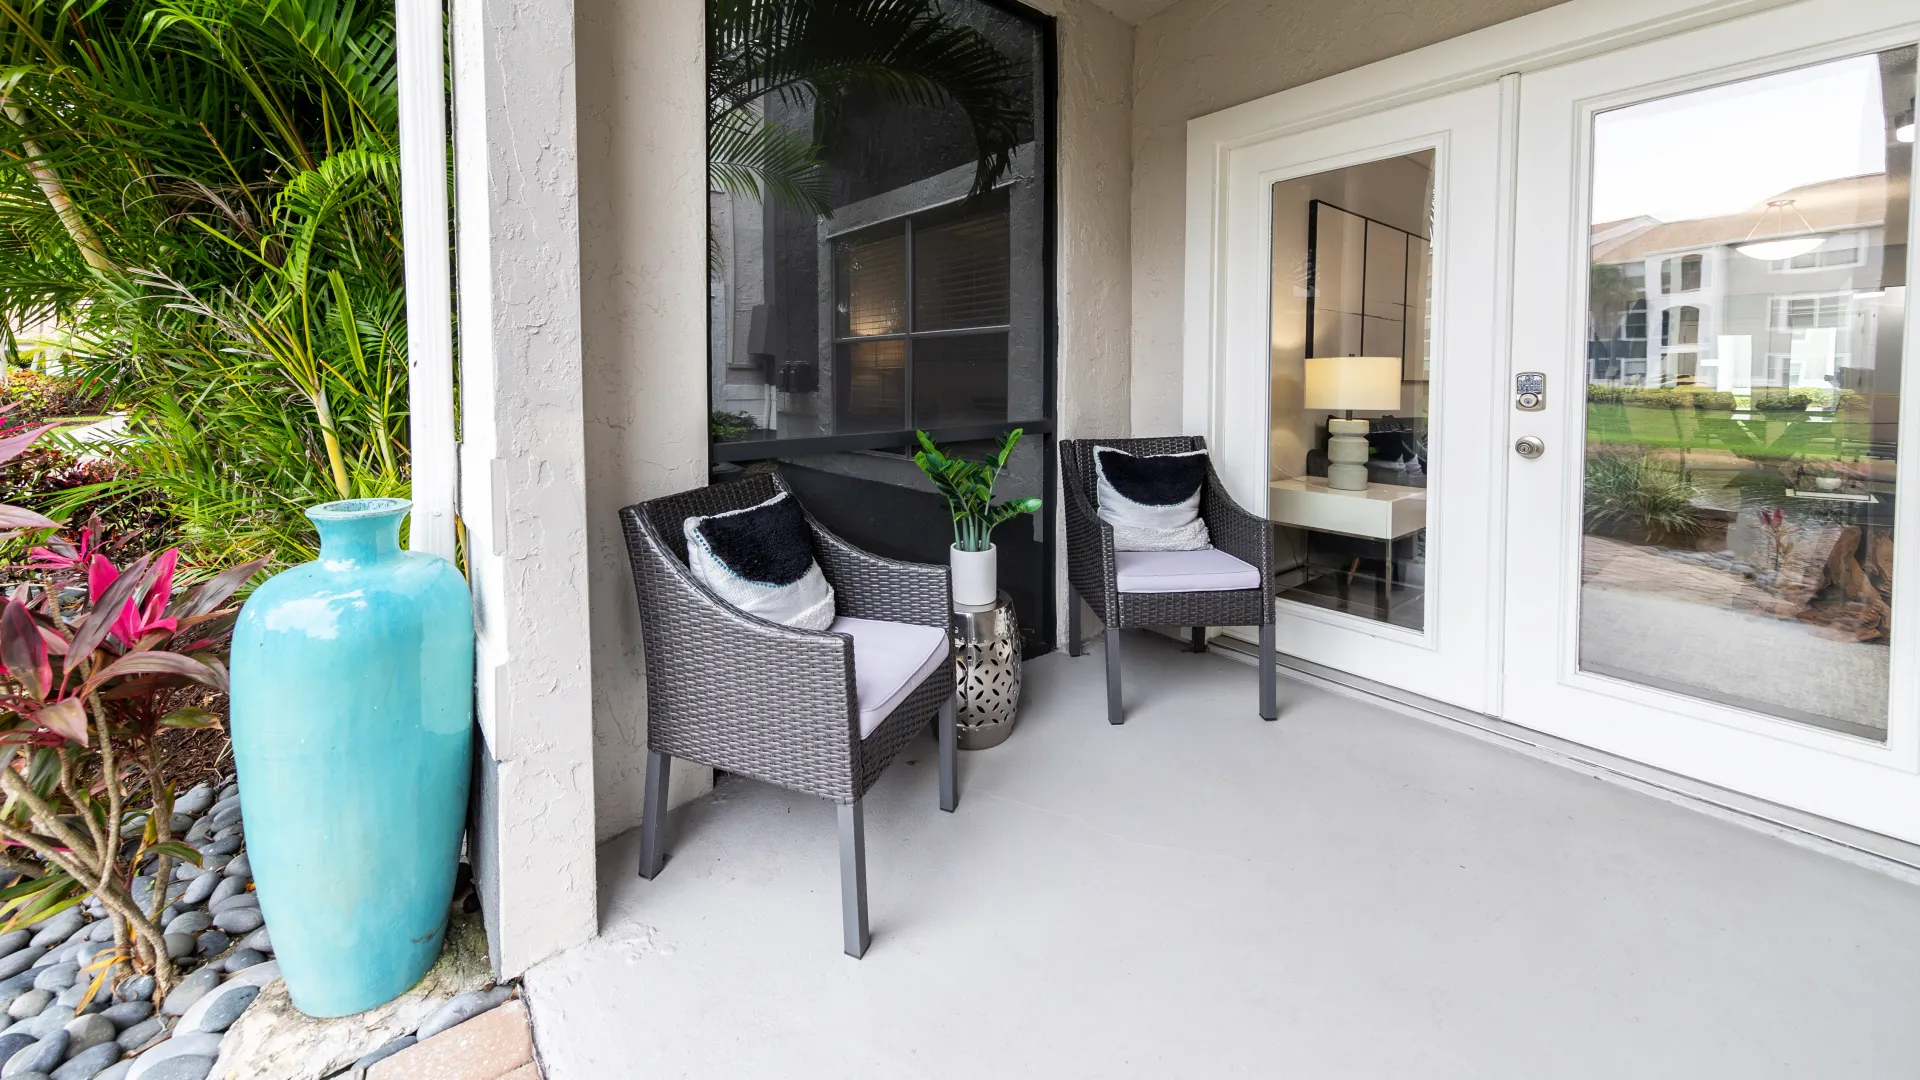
[1587,173,1903,401]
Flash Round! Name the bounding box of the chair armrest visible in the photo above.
[774,472,950,628]
[1060,453,1118,615]
[1201,463,1275,608]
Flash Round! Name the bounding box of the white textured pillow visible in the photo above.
[683,492,836,631]
[1093,446,1212,551]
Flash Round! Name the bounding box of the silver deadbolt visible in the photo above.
[1515,436,1545,460]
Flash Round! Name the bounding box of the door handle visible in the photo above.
[1514,436,1545,460]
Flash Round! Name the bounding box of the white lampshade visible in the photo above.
[1304,355,1402,411]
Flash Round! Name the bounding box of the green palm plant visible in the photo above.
[0,0,408,567]
[913,428,1041,552]
[707,0,1030,217]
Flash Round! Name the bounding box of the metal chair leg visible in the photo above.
[1190,626,1207,652]
[1259,622,1278,721]
[839,800,870,958]
[1104,627,1123,725]
[1067,589,1083,656]
[939,692,958,812]
[638,749,671,879]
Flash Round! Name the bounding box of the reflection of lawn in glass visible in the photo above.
[1585,402,1860,461]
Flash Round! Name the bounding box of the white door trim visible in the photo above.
[1183,0,1803,449]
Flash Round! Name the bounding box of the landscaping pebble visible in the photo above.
[207,807,240,833]
[130,1058,209,1080]
[0,940,27,961]
[109,979,151,1007]
[189,935,225,960]
[220,951,264,975]
[220,855,248,881]
[111,1021,163,1056]
[51,1041,122,1080]
[0,1039,33,1069]
[31,968,76,995]
[205,895,255,916]
[158,969,219,1019]
[4,1030,69,1076]
[93,1006,149,1034]
[415,985,515,1041]
[173,788,213,819]
[29,914,83,951]
[180,986,253,1037]
[350,1035,415,1072]
[158,915,206,941]
[238,929,269,955]
[159,939,190,964]
[173,877,214,911]
[52,987,90,1012]
[197,838,239,859]
[208,910,260,936]
[93,1062,130,1080]
[203,881,242,911]
[123,1032,219,1080]
[7,994,49,1022]
[81,926,111,947]
[61,1016,116,1060]
[0,953,46,983]
[164,816,191,838]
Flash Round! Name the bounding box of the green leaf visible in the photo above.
[145,841,203,867]
[160,708,221,730]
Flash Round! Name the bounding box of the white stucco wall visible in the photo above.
[450,0,599,977]
[575,0,717,844]
[1127,0,1568,437]
[1025,0,1135,645]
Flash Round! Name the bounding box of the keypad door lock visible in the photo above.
[1515,372,1545,411]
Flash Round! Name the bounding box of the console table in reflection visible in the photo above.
[1268,478,1428,615]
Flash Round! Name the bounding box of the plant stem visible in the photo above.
[91,697,122,897]
[0,101,115,276]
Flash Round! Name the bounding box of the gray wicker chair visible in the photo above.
[619,470,958,958]
[1060,436,1277,724]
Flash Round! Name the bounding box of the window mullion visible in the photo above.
[903,216,916,431]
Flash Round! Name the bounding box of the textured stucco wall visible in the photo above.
[576,0,717,843]
[1028,0,1134,644]
[450,0,599,977]
[1127,0,1568,436]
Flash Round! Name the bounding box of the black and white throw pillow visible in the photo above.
[684,492,836,630]
[1093,446,1211,551]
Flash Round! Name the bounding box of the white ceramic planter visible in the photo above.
[950,544,998,608]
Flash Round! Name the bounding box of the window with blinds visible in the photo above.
[831,191,1012,431]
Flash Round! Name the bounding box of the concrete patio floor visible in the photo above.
[523,630,1920,1078]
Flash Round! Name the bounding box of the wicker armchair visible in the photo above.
[1060,437,1277,724]
[619,470,958,958]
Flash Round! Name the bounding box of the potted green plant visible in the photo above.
[913,429,1043,607]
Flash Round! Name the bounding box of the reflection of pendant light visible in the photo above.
[1733,198,1823,261]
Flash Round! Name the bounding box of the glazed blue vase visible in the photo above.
[230,498,474,1017]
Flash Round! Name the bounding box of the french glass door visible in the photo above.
[1214,84,1506,711]
[1504,1,1920,842]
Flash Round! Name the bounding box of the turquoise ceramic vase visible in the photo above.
[230,499,474,1017]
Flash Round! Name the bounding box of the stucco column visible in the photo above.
[450,0,599,976]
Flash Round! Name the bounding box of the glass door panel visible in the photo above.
[1579,48,1914,739]
[1272,153,1435,631]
